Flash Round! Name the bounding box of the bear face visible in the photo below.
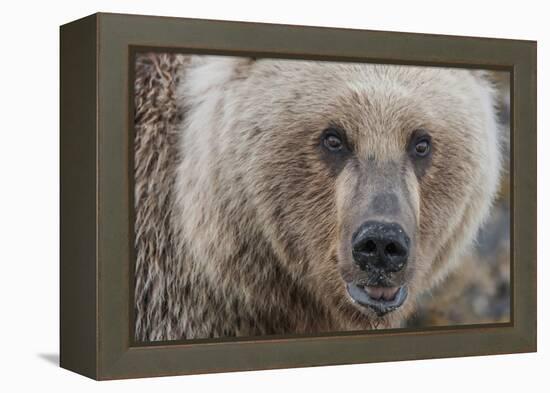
[171,56,501,333]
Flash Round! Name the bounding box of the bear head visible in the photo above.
[175,57,502,329]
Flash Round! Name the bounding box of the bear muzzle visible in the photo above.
[343,221,412,316]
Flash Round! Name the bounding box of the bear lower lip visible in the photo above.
[364,286,400,301]
[346,283,408,316]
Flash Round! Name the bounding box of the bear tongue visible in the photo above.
[364,286,399,301]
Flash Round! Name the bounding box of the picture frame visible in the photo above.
[60,12,537,380]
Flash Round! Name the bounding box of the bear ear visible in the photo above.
[469,70,510,101]
[469,70,501,112]
[470,70,498,90]
[184,56,256,97]
[470,70,510,125]
[232,57,257,79]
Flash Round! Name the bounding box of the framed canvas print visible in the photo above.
[60,13,537,380]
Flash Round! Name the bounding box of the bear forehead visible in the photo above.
[247,60,489,123]
[251,60,483,97]
[244,60,493,153]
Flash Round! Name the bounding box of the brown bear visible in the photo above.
[133,53,502,341]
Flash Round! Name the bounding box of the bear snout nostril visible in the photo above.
[351,221,410,273]
[364,240,377,254]
[384,241,405,258]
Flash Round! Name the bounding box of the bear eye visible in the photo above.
[414,139,430,157]
[322,129,345,152]
[410,131,432,158]
[408,130,432,178]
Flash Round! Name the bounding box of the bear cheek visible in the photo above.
[416,148,478,270]
[261,167,338,267]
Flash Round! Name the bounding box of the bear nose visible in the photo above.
[351,221,410,273]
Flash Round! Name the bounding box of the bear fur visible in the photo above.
[134,53,502,341]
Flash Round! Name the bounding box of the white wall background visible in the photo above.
[0,0,546,391]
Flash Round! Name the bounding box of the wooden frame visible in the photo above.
[60,12,537,380]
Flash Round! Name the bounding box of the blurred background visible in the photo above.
[408,71,511,327]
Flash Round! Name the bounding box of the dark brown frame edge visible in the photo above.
[60,14,98,379]
[60,12,537,380]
